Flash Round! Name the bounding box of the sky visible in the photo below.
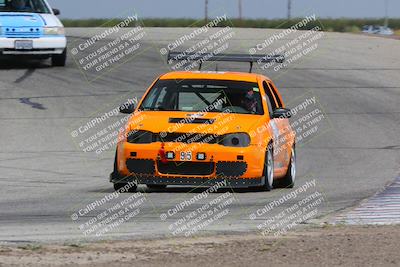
[47,0,400,19]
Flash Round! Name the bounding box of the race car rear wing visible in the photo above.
[167,51,285,73]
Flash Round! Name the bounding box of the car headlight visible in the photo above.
[219,133,251,147]
[127,130,154,144]
[43,27,65,36]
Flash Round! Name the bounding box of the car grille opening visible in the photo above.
[216,161,248,177]
[126,159,155,175]
[4,27,41,38]
[157,161,215,176]
[157,132,218,144]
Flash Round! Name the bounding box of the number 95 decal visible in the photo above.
[180,151,192,161]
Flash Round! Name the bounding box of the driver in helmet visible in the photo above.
[241,89,258,113]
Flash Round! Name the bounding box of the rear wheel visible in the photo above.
[51,49,66,67]
[261,146,274,191]
[280,145,296,188]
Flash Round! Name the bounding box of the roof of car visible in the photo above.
[159,71,271,83]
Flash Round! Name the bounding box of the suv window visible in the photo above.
[0,0,50,13]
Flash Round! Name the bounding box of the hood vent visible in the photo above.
[169,118,215,124]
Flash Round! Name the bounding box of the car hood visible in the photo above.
[126,111,264,135]
[0,12,62,27]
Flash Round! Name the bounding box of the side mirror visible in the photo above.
[53,8,60,15]
[119,103,135,114]
[272,108,292,119]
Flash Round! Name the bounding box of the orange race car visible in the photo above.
[110,52,296,192]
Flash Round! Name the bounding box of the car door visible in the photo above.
[266,81,292,171]
[262,81,289,173]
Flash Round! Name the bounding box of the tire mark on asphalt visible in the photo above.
[0,92,128,101]
[0,116,120,120]
[0,151,82,153]
[14,68,35,83]
[0,165,75,176]
[0,180,67,185]
[19,97,46,110]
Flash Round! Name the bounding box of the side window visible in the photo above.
[267,82,282,108]
[262,81,275,116]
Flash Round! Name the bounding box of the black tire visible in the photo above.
[111,149,137,192]
[147,184,167,189]
[113,183,125,191]
[113,182,137,192]
[113,149,118,174]
[261,146,274,191]
[51,49,66,67]
[279,145,296,188]
[109,149,119,182]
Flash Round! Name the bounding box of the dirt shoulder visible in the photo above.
[1,225,399,267]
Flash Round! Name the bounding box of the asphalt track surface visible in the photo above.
[0,28,399,243]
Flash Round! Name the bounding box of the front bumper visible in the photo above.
[0,36,66,55]
[113,142,266,188]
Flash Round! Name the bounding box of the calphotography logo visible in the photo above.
[248,14,325,73]
[69,97,143,157]
[70,182,147,237]
[249,178,326,237]
[158,181,239,237]
[70,12,147,82]
[160,12,237,73]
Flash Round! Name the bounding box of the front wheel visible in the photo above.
[261,146,274,191]
[113,183,137,192]
[51,49,67,67]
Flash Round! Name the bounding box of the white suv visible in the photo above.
[362,25,394,36]
[0,0,67,66]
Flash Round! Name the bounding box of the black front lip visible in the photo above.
[110,172,263,188]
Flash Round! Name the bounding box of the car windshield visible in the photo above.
[0,0,50,13]
[139,79,264,115]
